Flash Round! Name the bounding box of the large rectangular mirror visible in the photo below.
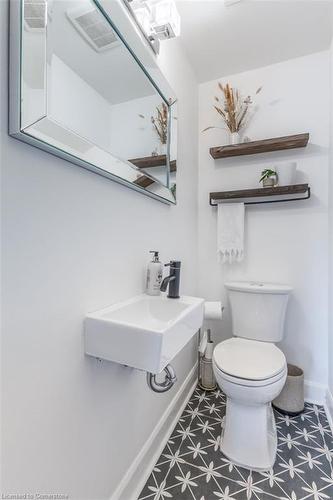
[10,0,177,203]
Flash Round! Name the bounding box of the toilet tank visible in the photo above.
[225,282,292,342]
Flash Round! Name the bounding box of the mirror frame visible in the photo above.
[9,0,178,204]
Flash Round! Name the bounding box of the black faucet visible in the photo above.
[160,261,181,299]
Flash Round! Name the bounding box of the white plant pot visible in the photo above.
[158,143,167,156]
[262,177,275,188]
[230,132,240,145]
[276,162,297,186]
[152,143,167,156]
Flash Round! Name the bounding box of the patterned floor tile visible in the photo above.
[138,386,333,500]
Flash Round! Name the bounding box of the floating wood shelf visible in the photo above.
[129,154,176,172]
[210,183,310,206]
[133,156,176,189]
[134,175,155,188]
[210,133,309,159]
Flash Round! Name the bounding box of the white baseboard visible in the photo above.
[110,364,198,500]
[304,381,333,433]
[304,379,327,405]
[325,388,333,434]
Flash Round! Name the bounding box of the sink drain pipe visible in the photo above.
[147,364,177,393]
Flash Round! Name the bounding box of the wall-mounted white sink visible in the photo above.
[85,294,204,373]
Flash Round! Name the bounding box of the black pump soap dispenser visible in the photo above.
[146,251,163,296]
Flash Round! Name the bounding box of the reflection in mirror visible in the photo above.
[15,0,177,203]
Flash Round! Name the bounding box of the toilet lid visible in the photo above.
[213,338,286,381]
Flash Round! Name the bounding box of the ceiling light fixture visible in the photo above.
[149,0,181,40]
[129,0,152,35]
[129,0,181,40]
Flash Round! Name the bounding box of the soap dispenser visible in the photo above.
[146,251,163,296]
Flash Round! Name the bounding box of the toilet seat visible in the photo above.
[214,362,287,388]
[213,337,286,382]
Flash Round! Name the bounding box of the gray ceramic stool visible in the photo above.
[273,364,304,416]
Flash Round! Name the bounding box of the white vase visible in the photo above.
[152,143,167,157]
[229,132,240,145]
[275,162,297,186]
[158,143,167,156]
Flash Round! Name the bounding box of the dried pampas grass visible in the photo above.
[139,102,168,145]
[202,83,262,134]
[151,102,168,145]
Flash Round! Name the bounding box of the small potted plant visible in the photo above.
[259,169,277,187]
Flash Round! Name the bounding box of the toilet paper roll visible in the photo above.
[199,331,208,355]
[204,341,214,360]
[204,301,223,320]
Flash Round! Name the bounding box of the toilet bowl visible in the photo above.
[213,281,292,471]
[213,338,287,470]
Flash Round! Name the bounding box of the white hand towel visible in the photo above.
[217,203,245,263]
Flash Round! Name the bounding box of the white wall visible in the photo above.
[109,94,162,159]
[328,40,333,416]
[49,55,112,151]
[1,2,198,498]
[198,52,330,393]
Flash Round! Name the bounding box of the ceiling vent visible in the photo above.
[66,5,120,52]
[24,0,47,32]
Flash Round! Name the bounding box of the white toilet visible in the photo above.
[213,281,292,471]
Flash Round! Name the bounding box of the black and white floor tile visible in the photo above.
[138,386,333,500]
